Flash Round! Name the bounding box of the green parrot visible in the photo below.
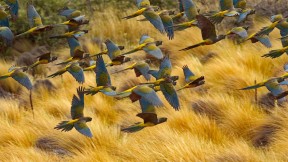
[58,7,81,20]
[105,39,131,66]
[15,2,53,37]
[226,26,249,43]
[173,0,198,31]
[180,15,226,51]
[27,52,58,69]
[233,0,255,24]
[146,56,180,110]
[56,50,89,65]
[159,10,174,40]
[123,6,166,34]
[271,15,288,37]
[116,84,163,107]
[262,45,288,59]
[0,65,34,114]
[89,42,124,58]
[0,65,32,90]
[121,98,167,133]
[50,30,88,39]
[67,37,83,57]
[242,21,280,48]
[178,65,205,91]
[47,61,85,84]
[84,55,117,96]
[113,60,151,81]
[122,34,163,59]
[236,9,255,24]
[239,77,288,102]
[59,15,89,32]
[207,0,240,24]
[55,86,93,138]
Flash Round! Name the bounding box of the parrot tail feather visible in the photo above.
[54,121,74,132]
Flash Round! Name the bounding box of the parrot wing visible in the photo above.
[74,121,93,137]
[71,86,85,119]
[95,55,111,86]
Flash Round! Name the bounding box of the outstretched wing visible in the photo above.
[58,7,81,20]
[143,7,165,34]
[71,86,85,119]
[181,0,198,21]
[160,12,174,40]
[27,3,42,27]
[133,85,163,107]
[160,82,180,110]
[182,65,195,82]
[67,37,82,57]
[105,39,121,60]
[139,98,156,113]
[100,87,116,96]
[265,80,283,96]
[143,43,164,59]
[139,34,152,44]
[230,27,248,39]
[95,55,111,86]
[255,35,272,48]
[197,15,217,40]
[68,64,85,84]
[11,70,33,90]
[157,56,172,79]
[74,121,93,137]
[135,63,151,81]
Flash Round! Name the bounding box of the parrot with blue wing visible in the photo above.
[84,55,117,96]
[105,39,131,66]
[180,15,226,51]
[47,61,85,84]
[121,98,167,133]
[122,34,163,59]
[178,65,205,91]
[16,2,54,37]
[55,86,93,138]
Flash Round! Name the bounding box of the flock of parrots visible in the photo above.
[0,0,288,137]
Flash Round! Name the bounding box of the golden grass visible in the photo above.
[1,5,288,162]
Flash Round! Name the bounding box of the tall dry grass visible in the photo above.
[1,2,288,162]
